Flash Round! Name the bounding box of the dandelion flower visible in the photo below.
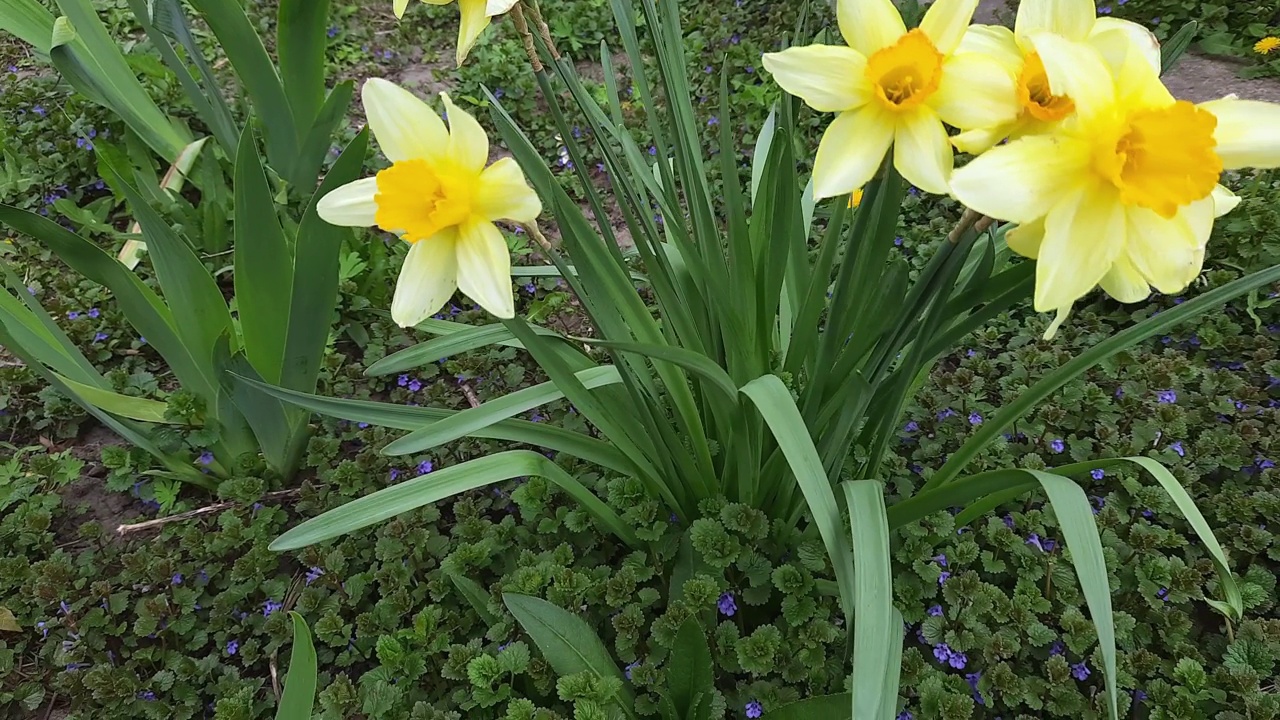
[950,0,1161,153]
[1255,36,1280,55]
[762,0,1020,198]
[318,79,541,326]
[951,37,1280,337]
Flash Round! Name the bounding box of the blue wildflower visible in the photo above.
[1050,438,1065,453]
[717,592,737,617]
[745,700,763,718]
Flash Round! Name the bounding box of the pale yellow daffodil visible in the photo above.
[950,0,1161,153]
[950,36,1280,337]
[317,79,541,326]
[393,0,494,67]
[761,0,1019,198]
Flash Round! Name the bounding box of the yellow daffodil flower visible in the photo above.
[950,36,1280,337]
[849,188,864,208]
[950,0,1160,154]
[317,79,541,326]
[393,0,493,66]
[761,0,1019,199]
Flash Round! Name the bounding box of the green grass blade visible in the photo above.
[234,130,294,384]
[740,375,855,627]
[275,612,317,720]
[232,373,634,474]
[503,593,637,718]
[381,366,623,456]
[282,128,367,393]
[271,450,638,550]
[1033,470,1118,720]
[1119,456,1242,619]
[928,263,1280,490]
[366,322,556,376]
[841,480,894,720]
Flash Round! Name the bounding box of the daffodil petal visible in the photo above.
[1125,204,1203,293]
[1015,0,1094,42]
[1111,39,1172,108]
[932,52,1019,130]
[317,177,379,227]
[1211,184,1241,217]
[812,106,895,200]
[950,124,1013,155]
[761,46,871,112]
[1088,17,1160,74]
[1098,255,1151,303]
[838,0,906,56]
[1043,304,1074,340]
[391,233,459,328]
[441,92,489,173]
[1028,32,1116,125]
[476,157,541,222]
[958,24,1023,72]
[920,0,978,56]
[893,107,952,195]
[486,0,518,15]
[1006,216,1045,259]
[1034,185,1126,312]
[950,134,1091,224]
[455,0,490,66]
[394,0,410,17]
[456,219,515,318]
[1199,98,1280,169]
[362,78,449,163]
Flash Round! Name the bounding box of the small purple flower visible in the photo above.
[408,379,422,392]
[1157,587,1168,600]
[67,310,80,320]
[896,713,913,720]
[38,621,48,638]
[171,573,183,585]
[1156,390,1177,404]
[648,145,657,156]
[65,662,88,671]
[927,604,943,617]
[904,420,919,432]
[33,105,46,117]
[718,592,737,617]
[93,332,109,342]
[357,422,370,429]
[965,671,982,690]
[1098,5,1111,13]
[397,374,409,387]
[1003,514,1015,529]
[1026,533,1045,552]
[60,600,71,615]
[226,639,239,655]
[948,650,968,669]
[932,554,948,567]
[745,700,763,718]
[327,26,338,37]
[390,468,401,481]
[624,661,639,680]
[87,307,99,318]
[1091,496,1105,514]
[524,282,536,294]
[1132,689,1147,703]
[137,690,157,701]
[1050,640,1065,656]
[305,567,325,585]
[968,411,983,425]
[417,460,434,474]
[1071,661,1091,680]
[262,599,282,617]
[1170,441,1185,458]
[1050,438,1065,453]
[198,451,214,466]
[937,571,951,585]
[707,116,719,126]
[937,408,956,420]
[1091,468,1105,480]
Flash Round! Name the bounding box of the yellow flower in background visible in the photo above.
[950,36,1280,337]
[318,79,542,326]
[950,0,1160,153]
[1256,36,1280,55]
[393,0,494,66]
[761,0,1019,199]
[849,188,864,208]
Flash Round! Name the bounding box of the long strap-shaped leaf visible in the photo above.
[275,612,317,720]
[271,450,639,550]
[366,321,562,377]
[741,375,855,628]
[927,263,1280,490]
[842,480,895,720]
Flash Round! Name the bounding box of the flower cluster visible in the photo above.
[764,0,1280,337]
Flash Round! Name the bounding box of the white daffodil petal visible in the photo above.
[1006,216,1045,259]
[456,219,515,318]
[1015,0,1094,42]
[486,0,518,15]
[394,0,410,17]
[838,0,907,56]
[893,107,952,196]
[951,124,1014,155]
[441,92,489,173]
[812,106,895,199]
[1099,255,1151,303]
[1088,17,1161,73]
[455,0,490,66]
[1125,205,1202,294]
[932,52,1019,130]
[920,0,978,56]
[761,46,871,112]
[1034,185,1126,312]
[476,157,542,222]
[958,24,1023,72]
[362,78,449,163]
[1212,184,1241,217]
[1200,98,1280,169]
[950,134,1091,224]
[1028,31,1116,124]
[391,233,459,328]
[317,177,379,227]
